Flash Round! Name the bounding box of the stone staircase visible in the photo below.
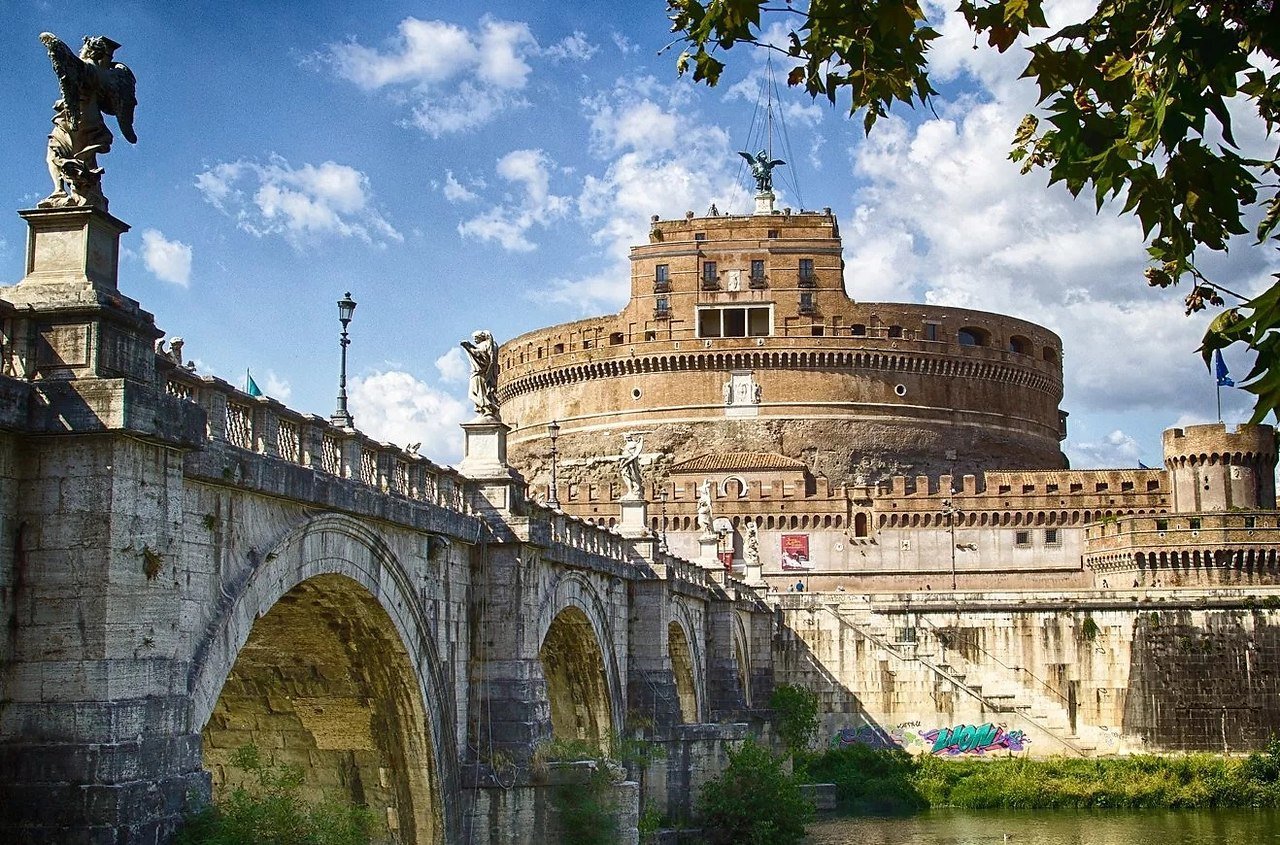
[820,606,1099,757]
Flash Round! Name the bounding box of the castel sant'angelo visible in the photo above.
[497,178,1280,591]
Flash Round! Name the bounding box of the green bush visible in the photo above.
[769,684,819,763]
[176,745,375,845]
[698,739,814,845]
[802,743,926,814]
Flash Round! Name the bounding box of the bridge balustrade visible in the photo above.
[163,363,469,514]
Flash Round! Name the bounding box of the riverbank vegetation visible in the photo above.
[797,736,1280,814]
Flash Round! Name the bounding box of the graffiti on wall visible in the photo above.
[831,721,1030,756]
[922,723,1030,755]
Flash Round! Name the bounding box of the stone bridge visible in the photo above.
[0,206,773,843]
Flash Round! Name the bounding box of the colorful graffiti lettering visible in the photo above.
[921,723,1030,755]
[831,725,902,750]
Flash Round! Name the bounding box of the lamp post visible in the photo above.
[659,488,669,553]
[331,292,357,428]
[943,492,960,591]
[546,419,561,508]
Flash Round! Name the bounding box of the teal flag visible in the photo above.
[245,370,263,397]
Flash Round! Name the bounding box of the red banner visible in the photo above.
[718,550,735,571]
[781,534,812,570]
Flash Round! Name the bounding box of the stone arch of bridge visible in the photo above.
[189,513,455,843]
[535,571,625,748]
[669,600,707,723]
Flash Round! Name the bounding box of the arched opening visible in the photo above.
[541,606,614,750]
[1008,335,1032,355]
[668,622,699,723]
[958,327,990,347]
[202,574,440,844]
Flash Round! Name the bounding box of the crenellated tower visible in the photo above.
[1163,423,1278,512]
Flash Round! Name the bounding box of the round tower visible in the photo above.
[1162,423,1278,512]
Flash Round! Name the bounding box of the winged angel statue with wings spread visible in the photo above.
[37,32,137,210]
[738,149,785,194]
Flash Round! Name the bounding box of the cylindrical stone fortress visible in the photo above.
[498,207,1067,489]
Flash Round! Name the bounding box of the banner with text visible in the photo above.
[780,534,812,570]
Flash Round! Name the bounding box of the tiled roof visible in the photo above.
[671,452,808,472]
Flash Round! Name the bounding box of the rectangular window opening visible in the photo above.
[1015,530,1031,547]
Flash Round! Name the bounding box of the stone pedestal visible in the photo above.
[698,532,721,567]
[745,562,764,585]
[458,417,523,514]
[753,191,776,215]
[1,206,160,383]
[618,497,649,538]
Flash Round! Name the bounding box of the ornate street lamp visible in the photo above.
[547,419,561,508]
[659,488,669,553]
[331,292,357,428]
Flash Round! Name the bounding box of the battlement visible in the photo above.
[1163,423,1278,464]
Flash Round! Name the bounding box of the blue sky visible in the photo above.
[2,0,1273,468]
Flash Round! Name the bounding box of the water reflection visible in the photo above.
[806,808,1280,845]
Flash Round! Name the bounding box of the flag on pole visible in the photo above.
[1214,350,1234,387]
[245,369,263,397]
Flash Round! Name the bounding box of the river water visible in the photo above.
[805,808,1280,844]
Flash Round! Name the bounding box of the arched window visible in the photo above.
[958,327,990,347]
[1009,335,1032,355]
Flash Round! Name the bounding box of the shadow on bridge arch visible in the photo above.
[667,600,707,723]
[189,513,455,844]
[536,572,624,750]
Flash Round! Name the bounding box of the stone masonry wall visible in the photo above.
[774,591,1280,758]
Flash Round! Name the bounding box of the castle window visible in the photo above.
[1043,347,1059,363]
[553,343,565,354]
[609,332,625,346]
[1245,515,1257,529]
[958,327,990,347]
[888,325,903,338]
[811,325,824,336]
[924,323,939,341]
[644,330,656,342]
[1156,518,1169,531]
[1189,517,1202,530]
[697,305,772,338]
[694,232,706,240]
[750,259,766,286]
[1009,335,1032,355]
[1046,483,1059,493]
[655,297,670,319]
[1044,528,1060,545]
[799,291,815,314]
[1022,484,1034,494]
[1096,482,1108,492]
[702,261,719,289]
[768,229,779,239]
[798,258,816,286]
[1070,483,1082,493]
[1121,481,1134,492]
[654,264,670,292]
[999,484,1011,494]
[1015,530,1031,547]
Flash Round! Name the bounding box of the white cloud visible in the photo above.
[140,229,192,286]
[434,346,469,383]
[262,371,292,402]
[441,171,479,203]
[543,78,755,312]
[195,156,400,245]
[348,369,467,464]
[323,16,539,137]
[1066,429,1144,469]
[541,31,597,62]
[458,149,570,251]
[611,33,639,54]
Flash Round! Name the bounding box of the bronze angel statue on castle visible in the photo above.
[37,32,137,210]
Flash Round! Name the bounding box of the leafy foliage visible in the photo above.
[667,0,1280,422]
[770,683,820,761]
[801,742,927,813]
[175,745,375,845]
[698,739,815,845]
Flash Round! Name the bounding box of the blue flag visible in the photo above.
[245,369,263,397]
[1214,350,1234,387]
